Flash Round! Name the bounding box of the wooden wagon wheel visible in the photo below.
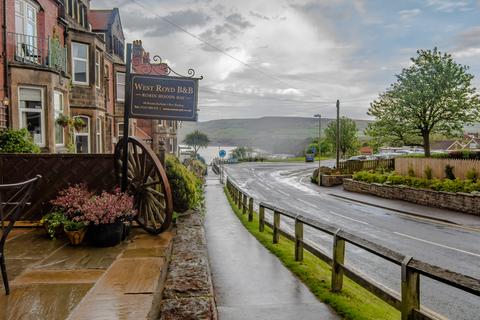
[114,136,173,234]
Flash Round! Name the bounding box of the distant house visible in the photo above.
[431,136,480,152]
[359,146,373,155]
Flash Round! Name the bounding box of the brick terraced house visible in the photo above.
[0,0,179,154]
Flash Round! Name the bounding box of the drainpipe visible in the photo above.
[2,0,9,127]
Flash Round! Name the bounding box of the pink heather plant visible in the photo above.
[51,185,137,225]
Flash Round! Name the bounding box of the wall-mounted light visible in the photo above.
[2,97,9,107]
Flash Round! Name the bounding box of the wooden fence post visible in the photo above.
[331,229,345,292]
[273,211,280,243]
[295,218,303,261]
[236,189,240,207]
[259,205,265,232]
[401,257,420,320]
[242,193,247,214]
[248,197,254,222]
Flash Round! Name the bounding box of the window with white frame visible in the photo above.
[72,42,89,84]
[96,117,102,153]
[15,0,38,60]
[117,122,124,137]
[116,72,125,102]
[74,115,90,153]
[54,91,64,146]
[19,87,44,146]
[169,138,174,153]
[95,50,101,88]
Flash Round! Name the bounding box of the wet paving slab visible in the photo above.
[1,228,174,320]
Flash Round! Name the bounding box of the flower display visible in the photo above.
[51,185,137,225]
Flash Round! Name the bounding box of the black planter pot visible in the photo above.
[87,221,124,247]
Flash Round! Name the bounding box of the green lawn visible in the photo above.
[223,188,400,320]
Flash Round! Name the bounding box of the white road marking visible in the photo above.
[328,210,370,226]
[277,189,290,196]
[297,198,317,208]
[393,232,480,258]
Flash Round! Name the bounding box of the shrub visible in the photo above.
[445,164,455,180]
[407,165,415,177]
[0,128,40,153]
[165,155,202,212]
[466,168,478,182]
[424,166,433,180]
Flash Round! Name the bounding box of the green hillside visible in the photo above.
[178,117,372,155]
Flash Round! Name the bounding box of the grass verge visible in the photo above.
[223,187,400,320]
[267,156,332,163]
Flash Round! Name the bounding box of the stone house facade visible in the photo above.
[0,1,179,155]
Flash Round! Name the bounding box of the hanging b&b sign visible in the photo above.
[129,74,198,121]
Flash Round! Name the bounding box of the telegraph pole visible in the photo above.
[336,100,340,169]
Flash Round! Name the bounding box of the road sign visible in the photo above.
[219,150,226,158]
[129,74,199,121]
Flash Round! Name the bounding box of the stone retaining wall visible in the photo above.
[343,179,480,216]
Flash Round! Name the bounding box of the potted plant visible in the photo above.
[83,189,137,247]
[63,219,87,245]
[41,211,66,239]
[73,117,86,131]
[56,114,70,128]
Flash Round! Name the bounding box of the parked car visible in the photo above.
[347,155,368,161]
[305,153,315,162]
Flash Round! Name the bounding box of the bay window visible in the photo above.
[19,87,44,147]
[95,50,101,88]
[72,42,89,84]
[95,117,102,153]
[54,91,64,146]
[74,116,90,153]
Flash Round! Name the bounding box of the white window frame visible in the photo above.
[54,91,64,146]
[73,115,90,153]
[18,86,44,147]
[117,122,124,137]
[95,49,101,88]
[96,117,102,153]
[72,42,89,85]
[116,72,125,102]
[169,138,174,153]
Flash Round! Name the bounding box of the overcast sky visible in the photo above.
[93,0,480,121]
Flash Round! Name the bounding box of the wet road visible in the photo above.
[224,162,480,320]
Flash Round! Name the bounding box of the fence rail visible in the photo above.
[338,158,395,173]
[225,177,479,320]
[396,157,480,180]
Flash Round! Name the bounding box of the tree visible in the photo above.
[367,48,480,156]
[183,130,210,158]
[324,117,359,158]
[231,146,253,160]
[305,138,332,156]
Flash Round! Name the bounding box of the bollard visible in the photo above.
[273,211,280,244]
[248,197,254,222]
[401,257,420,320]
[294,219,304,261]
[259,205,265,232]
[331,229,345,292]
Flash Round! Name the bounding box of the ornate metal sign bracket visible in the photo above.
[132,54,203,80]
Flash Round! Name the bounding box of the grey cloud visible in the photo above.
[122,9,211,37]
[225,13,254,29]
[249,11,270,20]
[456,26,480,48]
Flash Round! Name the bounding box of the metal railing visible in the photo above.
[225,177,480,320]
[8,32,67,73]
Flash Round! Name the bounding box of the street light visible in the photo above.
[314,114,321,186]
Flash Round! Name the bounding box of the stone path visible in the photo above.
[204,177,339,320]
[0,228,173,320]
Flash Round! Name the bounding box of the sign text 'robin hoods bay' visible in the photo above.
[130,75,198,121]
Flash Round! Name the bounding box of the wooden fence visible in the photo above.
[225,177,480,320]
[0,154,116,220]
[395,158,480,180]
[338,159,394,174]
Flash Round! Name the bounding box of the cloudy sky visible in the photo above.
[93,0,480,121]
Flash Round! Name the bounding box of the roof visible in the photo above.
[134,126,152,141]
[430,140,460,151]
[89,10,113,31]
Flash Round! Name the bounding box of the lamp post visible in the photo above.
[314,114,321,186]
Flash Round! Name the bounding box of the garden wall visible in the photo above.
[395,157,480,180]
[343,179,480,215]
[0,154,116,220]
